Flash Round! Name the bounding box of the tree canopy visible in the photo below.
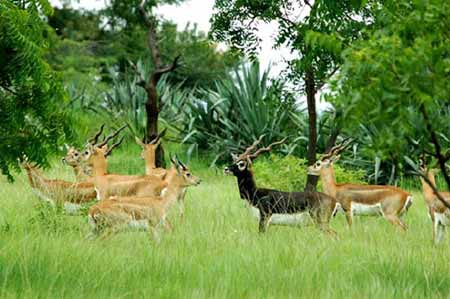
[331,0,450,185]
[0,0,71,180]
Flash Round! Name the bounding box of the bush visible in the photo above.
[253,154,366,192]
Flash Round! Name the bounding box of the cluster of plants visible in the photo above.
[253,154,366,192]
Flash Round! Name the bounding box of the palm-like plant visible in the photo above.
[180,61,295,164]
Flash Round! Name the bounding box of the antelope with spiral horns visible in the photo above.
[224,136,337,235]
[87,156,201,241]
[135,128,167,179]
[418,157,450,243]
[81,125,167,201]
[307,140,413,230]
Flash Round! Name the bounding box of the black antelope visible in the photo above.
[307,141,413,231]
[87,156,201,241]
[419,158,450,243]
[224,136,337,235]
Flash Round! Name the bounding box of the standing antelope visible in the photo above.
[224,137,337,235]
[419,158,450,243]
[307,141,413,230]
[87,156,201,241]
[82,127,167,201]
[135,128,167,179]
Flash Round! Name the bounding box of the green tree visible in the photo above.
[331,0,450,195]
[0,0,71,179]
[211,0,378,190]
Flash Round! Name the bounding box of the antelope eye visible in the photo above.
[186,173,191,177]
[74,153,78,156]
[237,161,246,167]
[316,162,321,166]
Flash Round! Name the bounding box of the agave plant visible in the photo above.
[97,60,189,137]
[179,61,296,164]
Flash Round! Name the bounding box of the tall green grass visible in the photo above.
[1,146,450,298]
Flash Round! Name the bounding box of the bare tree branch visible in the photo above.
[411,169,450,210]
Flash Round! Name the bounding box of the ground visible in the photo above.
[1,149,450,298]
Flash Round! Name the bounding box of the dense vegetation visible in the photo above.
[1,0,449,297]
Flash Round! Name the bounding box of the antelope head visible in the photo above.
[170,155,201,187]
[62,144,82,167]
[81,125,127,170]
[135,128,166,164]
[224,136,286,177]
[307,139,352,176]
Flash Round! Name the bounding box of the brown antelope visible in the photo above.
[87,156,201,241]
[134,128,167,179]
[62,145,91,181]
[419,158,450,243]
[22,161,96,211]
[307,141,413,231]
[82,127,167,201]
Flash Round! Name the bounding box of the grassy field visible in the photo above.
[1,146,450,298]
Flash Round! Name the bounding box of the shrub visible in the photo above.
[253,154,366,192]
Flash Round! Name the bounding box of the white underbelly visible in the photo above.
[335,202,383,216]
[435,213,450,226]
[127,220,149,230]
[249,207,312,226]
[64,202,82,215]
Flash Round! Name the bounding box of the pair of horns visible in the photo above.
[87,124,127,157]
[235,135,287,161]
[136,128,167,146]
[170,154,187,170]
[320,138,353,161]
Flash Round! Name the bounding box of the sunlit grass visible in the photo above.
[1,148,450,298]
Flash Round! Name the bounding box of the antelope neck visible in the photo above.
[320,166,338,197]
[92,156,107,176]
[420,171,436,203]
[236,169,258,203]
[160,170,184,208]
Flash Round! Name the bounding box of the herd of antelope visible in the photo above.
[21,126,450,244]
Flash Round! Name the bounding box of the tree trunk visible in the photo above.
[138,1,179,168]
[305,68,318,191]
[144,85,166,168]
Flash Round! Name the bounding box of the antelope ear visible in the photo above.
[100,144,108,152]
[64,143,70,150]
[135,136,145,147]
[170,155,177,166]
[155,138,162,148]
[231,153,239,161]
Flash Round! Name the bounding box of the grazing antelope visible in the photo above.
[82,127,167,201]
[22,161,96,212]
[419,158,450,243]
[307,141,413,231]
[135,128,167,179]
[87,156,201,241]
[224,137,337,235]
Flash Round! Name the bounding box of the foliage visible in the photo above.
[0,0,71,179]
[46,4,239,91]
[96,61,189,137]
[253,154,366,192]
[330,0,450,183]
[210,0,382,189]
[180,61,296,163]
